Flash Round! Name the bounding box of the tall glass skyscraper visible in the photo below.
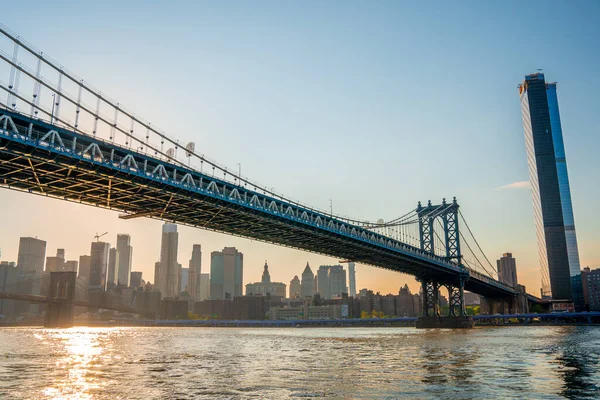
[519,72,582,309]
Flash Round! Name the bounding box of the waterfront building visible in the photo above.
[199,273,210,300]
[348,262,357,297]
[210,247,243,300]
[156,223,180,298]
[89,241,110,291]
[245,261,287,298]
[497,253,518,287]
[107,247,117,290]
[300,263,316,298]
[14,237,46,315]
[130,271,143,288]
[188,244,202,301]
[519,73,582,308]
[383,294,396,317]
[116,234,133,287]
[78,255,91,282]
[582,267,600,311]
[289,275,301,298]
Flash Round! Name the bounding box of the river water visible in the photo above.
[1,326,599,399]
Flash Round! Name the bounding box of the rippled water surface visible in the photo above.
[1,326,600,399]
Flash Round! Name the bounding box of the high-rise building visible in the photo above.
[497,253,518,287]
[328,265,347,298]
[89,241,110,291]
[300,263,315,298]
[45,249,65,272]
[0,261,18,318]
[210,247,243,300]
[157,223,180,298]
[348,262,357,297]
[519,73,582,308]
[188,245,202,301]
[15,237,46,315]
[78,255,91,282]
[180,267,189,293]
[130,271,143,288]
[64,260,78,273]
[317,266,330,299]
[107,247,117,290]
[245,261,286,298]
[289,275,301,298]
[116,234,133,287]
[199,273,210,300]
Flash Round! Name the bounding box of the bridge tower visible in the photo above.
[45,271,77,328]
[416,198,472,328]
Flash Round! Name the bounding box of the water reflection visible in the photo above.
[0,326,599,399]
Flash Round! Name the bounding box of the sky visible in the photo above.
[0,1,599,296]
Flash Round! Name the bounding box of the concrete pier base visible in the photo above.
[416,316,474,329]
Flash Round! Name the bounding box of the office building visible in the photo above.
[78,255,91,282]
[289,275,301,299]
[317,266,330,299]
[45,249,65,272]
[300,263,316,298]
[497,253,518,287]
[107,247,117,290]
[130,271,143,288]
[348,262,357,297]
[15,237,46,315]
[199,273,210,300]
[210,247,243,300]
[519,73,582,308]
[328,265,347,298]
[180,267,189,293]
[156,223,180,298]
[188,244,202,301]
[89,241,110,291]
[116,234,133,287]
[245,261,287,298]
[64,260,78,273]
[0,261,18,318]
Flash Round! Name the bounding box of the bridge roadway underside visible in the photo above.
[0,112,511,298]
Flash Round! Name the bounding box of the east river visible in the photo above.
[1,326,599,399]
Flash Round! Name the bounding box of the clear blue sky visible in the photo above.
[0,1,598,295]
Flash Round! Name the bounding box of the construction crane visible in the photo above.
[94,232,108,242]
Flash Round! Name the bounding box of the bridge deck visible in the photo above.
[0,110,516,298]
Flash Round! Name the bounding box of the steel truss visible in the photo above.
[0,110,517,298]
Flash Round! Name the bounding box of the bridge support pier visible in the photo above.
[416,278,473,329]
[45,272,76,328]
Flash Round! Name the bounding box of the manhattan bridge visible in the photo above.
[0,24,532,327]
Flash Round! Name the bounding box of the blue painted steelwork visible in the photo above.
[0,109,517,297]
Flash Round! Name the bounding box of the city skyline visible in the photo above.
[0,2,599,297]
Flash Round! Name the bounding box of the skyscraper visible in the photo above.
[348,262,357,297]
[188,244,202,301]
[107,247,117,290]
[180,267,189,293]
[210,247,243,300]
[157,223,180,298]
[300,263,315,298]
[328,265,347,298]
[78,255,91,282]
[317,266,330,299]
[116,234,133,287]
[199,273,210,300]
[16,237,46,315]
[130,271,143,288]
[89,241,110,291]
[245,261,286,298]
[289,275,301,299]
[519,73,582,308]
[497,253,518,287]
[45,249,65,272]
